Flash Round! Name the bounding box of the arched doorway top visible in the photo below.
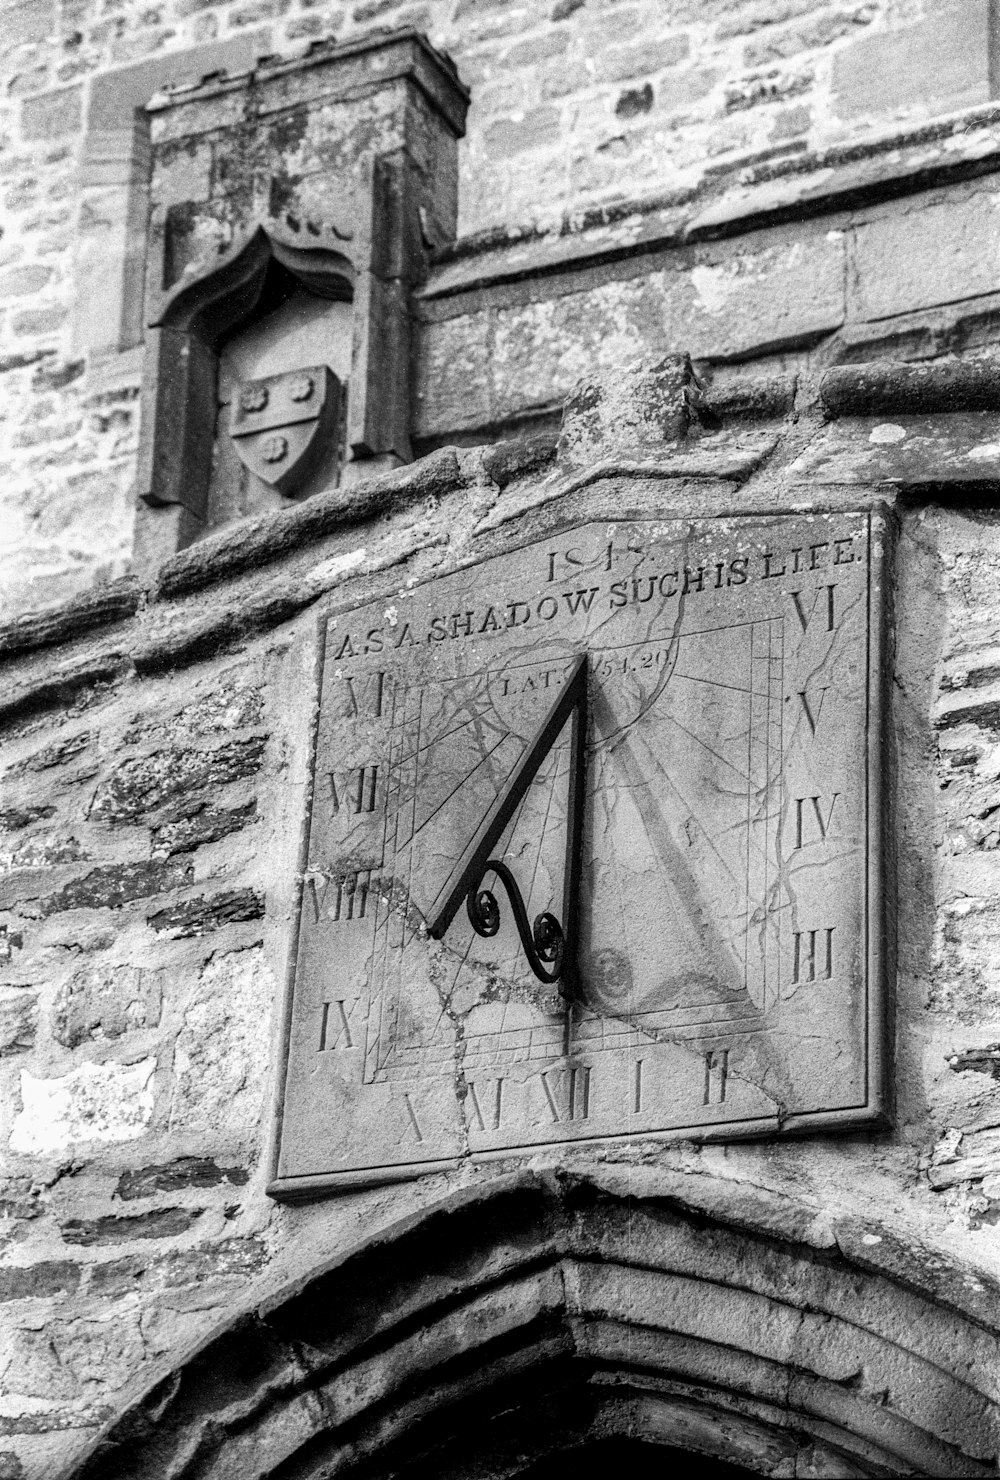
[68,1166,1000,1479]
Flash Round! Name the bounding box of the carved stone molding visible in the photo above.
[66,1170,1000,1478]
[133,28,469,568]
[138,222,355,518]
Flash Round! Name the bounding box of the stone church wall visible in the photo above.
[7,2,1000,1476]
[2,363,1000,1474]
[0,0,989,613]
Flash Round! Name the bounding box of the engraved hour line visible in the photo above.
[789,584,837,633]
[794,793,840,848]
[703,1049,729,1105]
[793,927,835,983]
[394,697,507,770]
[796,686,830,736]
[399,728,513,847]
[318,999,355,1051]
[469,1078,504,1131]
[542,1065,591,1122]
[329,765,378,814]
[633,1058,644,1114]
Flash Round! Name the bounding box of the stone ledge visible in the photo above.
[423,102,1000,307]
[821,358,1000,417]
[147,26,470,140]
[153,447,463,602]
[0,580,141,662]
[1,357,998,694]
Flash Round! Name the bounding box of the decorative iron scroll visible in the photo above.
[427,653,587,998]
[466,859,564,984]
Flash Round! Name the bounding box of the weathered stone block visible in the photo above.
[38,859,193,916]
[2,0,54,48]
[115,1157,248,1200]
[0,265,52,299]
[724,64,811,112]
[90,737,267,825]
[485,106,560,159]
[12,731,90,774]
[715,0,819,38]
[19,86,81,141]
[1,833,85,873]
[9,1058,156,1156]
[558,354,696,463]
[169,946,272,1138]
[743,5,876,66]
[483,231,844,425]
[146,887,264,936]
[60,1208,199,1244]
[0,806,55,831]
[51,965,162,1048]
[0,990,37,1056]
[413,311,493,437]
[0,1260,79,1303]
[851,191,1000,324]
[124,678,263,746]
[832,0,991,120]
[602,33,690,83]
[150,801,256,857]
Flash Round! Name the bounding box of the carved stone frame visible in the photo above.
[137,224,356,522]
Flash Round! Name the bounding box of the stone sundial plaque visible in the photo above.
[269,511,889,1196]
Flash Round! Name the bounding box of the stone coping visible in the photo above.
[422,100,1000,303]
[3,355,1000,714]
[146,26,469,139]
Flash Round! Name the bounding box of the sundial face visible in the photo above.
[270,512,888,1195]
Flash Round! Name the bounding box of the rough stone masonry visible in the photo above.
[3,354,1000,1474]
[3,0,999,611]
[9,2,1000,1477]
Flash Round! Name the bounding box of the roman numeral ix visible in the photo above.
[317,998,359,1052]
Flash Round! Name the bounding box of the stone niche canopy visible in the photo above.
[135,29,469,566]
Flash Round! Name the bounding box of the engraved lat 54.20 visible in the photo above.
[270,513,888,1195]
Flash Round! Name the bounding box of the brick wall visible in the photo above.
[1,0,994,615]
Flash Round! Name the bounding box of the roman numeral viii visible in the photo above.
[307,870,379,924]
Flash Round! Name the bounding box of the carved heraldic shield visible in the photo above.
[230,364,341,495]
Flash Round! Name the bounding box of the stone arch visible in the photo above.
[69,1170,1000,1478]
[138,221,356,527]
